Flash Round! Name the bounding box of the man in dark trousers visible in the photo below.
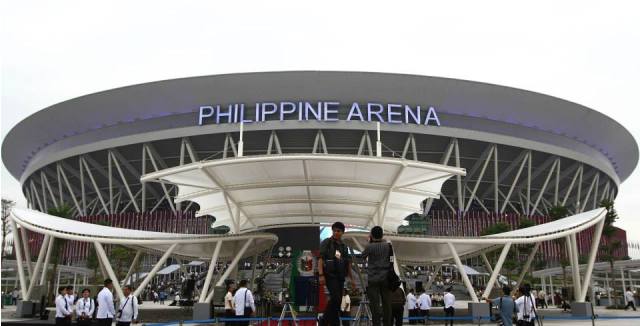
[362,226,392,326]
[390,286,406,326]
[319,222,356,326]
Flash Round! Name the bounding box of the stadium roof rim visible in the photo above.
[2,71,637,183]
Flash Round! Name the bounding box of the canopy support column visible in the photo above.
[123,250,142,286]
[514,242,540,291]
[133,243,177,297]
[621,269,627,304]
[40,236,54,285]
[25,235,50,301]
[20,227,33,278]
[579,218,605,301]
[482,243,511,299]
[250,254,259,289]
[549,276,555,305]
[569,234,582,300]
[447,242,478,302]
[481,253,502,291]
[207,238,254,303]
[199,241,222,303]
[94,242,125,300]
[10,218,28,295]
[425,263,442,291]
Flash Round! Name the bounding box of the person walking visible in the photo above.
[116,285,139,326]
[340,288,351,326]
[417,288,431,324]
[75,288,95,326]
[11,288,19,305]
[390,286,405,326]
[624,287,637,311]
[537,288,547,309]
[96,279,116,326]
[443,287,455,326]
[406,289,418,324]
[55,286,72,326]
[233,280,256,326]
[485,286,515,326]
[361,226,392,326]
[319,222,356,326]
[225,282,237,319]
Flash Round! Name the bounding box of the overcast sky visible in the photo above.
[2,1,639,255]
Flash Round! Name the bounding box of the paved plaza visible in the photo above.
[3,302,640,326]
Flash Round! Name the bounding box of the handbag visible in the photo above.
[387,243,401,290]
[243,289,253,316]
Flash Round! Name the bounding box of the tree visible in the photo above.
[1,199,15,257]
[481,222,511,236]
[599,199,622,306]
[111,245,136,279]
[46,204,74,304]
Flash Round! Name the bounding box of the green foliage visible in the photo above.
[600,199,618,226]
[110,245,136,279]
[518,218,536,229]
[548,205,569,220]
[481,222,511,236]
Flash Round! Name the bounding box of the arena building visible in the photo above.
[2,71,637,265]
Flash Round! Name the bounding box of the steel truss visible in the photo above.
[21,129,617,220]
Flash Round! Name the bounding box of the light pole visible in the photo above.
[277,246,292,299]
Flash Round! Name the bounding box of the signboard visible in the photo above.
[198,101,441,126]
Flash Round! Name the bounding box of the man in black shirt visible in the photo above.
[319,222,356,326]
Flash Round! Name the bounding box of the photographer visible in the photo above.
[361,226,392,326]
[515,285,536,326]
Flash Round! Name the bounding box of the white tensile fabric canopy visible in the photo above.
[10,208,277,261]
[10,208,278,302]
[141,154,466,233]
[344,208,606,263]
[344,208,607,303]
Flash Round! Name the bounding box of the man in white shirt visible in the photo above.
[233,280,255,326]
[96,279,116,326]
[65,286,75,316]
[417,289,431,323]
[76,288,95,326]
[55,286,72,326]
[443,288,455,326]
[624,287,637,311]
[340,288,351,326]
[406,288,418,324]
[117,285,139,326]
[514,286,536,323]
[224,282,236,318]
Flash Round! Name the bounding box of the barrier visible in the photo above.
[146,314,640,326]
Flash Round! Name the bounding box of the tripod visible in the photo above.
[353,299,373,326]
[278,301,299,326]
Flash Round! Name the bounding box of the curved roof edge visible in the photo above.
[3,71,637,182]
